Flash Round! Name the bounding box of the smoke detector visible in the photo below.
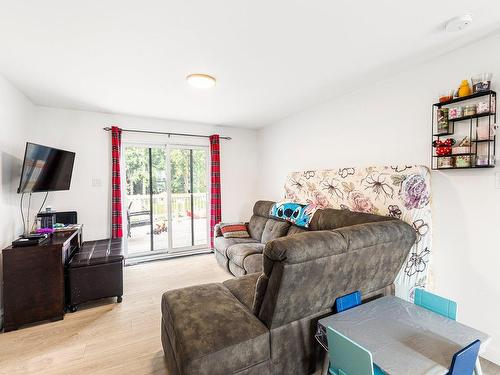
[445,15,473,32]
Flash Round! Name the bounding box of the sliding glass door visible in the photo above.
[169,147,209,251]
[124,144,208,258]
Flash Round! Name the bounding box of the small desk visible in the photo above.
[318,296,490,375]
[2,226,83,331]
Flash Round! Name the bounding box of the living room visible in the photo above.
[1,1,500,374]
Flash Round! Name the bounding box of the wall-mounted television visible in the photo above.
[17,142,76,193]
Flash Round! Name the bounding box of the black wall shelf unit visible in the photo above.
[431,90,496,170]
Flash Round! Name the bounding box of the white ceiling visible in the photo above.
[1,1,500,128]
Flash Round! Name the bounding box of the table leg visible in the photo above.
[474,358,483,375]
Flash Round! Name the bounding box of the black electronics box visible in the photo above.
[12,234,48,247]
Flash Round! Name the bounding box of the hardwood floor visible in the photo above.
[0,254,230,375]
[1,254,499,374]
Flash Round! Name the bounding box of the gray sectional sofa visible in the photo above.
[214,200,398,276]
[161,201,416,374]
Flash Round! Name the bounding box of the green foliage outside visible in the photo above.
[125,147,207,196]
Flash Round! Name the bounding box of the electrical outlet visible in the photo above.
[92,178,102,187]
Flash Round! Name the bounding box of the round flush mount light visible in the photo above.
[445,15,473,32]
[186,73,216,88]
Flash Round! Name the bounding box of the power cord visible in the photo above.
[19,191,50,236]
[37,191,49,215]
[31,191,49,232]
[20,192,25,236]
[27,193,32,236]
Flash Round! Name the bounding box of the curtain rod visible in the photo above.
[102,127,232,140]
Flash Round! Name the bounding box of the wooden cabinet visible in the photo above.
[2,227,82,332]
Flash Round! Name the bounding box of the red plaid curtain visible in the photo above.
[209,134,222,249]
[111,126,123,238]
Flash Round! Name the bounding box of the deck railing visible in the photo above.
[126,193,207,223]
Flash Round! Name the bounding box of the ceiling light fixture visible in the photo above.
[445,15,473,33]
[186,73,216,89]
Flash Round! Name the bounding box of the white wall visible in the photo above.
[27,107,259,241]
[0,74,34,324]
[257,31,500,364]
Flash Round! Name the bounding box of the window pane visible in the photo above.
[125,146,151,254]
[192,149,208,246]
[151,148,168,251]
[170,149,192,248]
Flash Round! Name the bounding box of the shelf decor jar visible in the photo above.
[476,154,492,166]
[455,155,472,168]
[439,90,454,103]
[477,97,496,114]
[448,107,462,119]
[452,136,473,154]
[471,73,492,93]
[437,108,449,134]
[458,80,472,97]
[463,105,477,117]
[477,101,489,114]
[438,157,454,168]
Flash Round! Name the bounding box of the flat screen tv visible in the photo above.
[17,142,76,193]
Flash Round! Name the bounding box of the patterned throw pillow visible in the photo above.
[220,223,250,238]
[269,201,319,228]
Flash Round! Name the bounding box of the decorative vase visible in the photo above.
[458,80,471,97]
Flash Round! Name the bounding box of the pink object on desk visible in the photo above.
[36,228,55,234]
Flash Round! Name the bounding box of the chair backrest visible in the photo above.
[335,291,362,313]
[448,339,481,375]
[414,288,457,320]
[327,327,374,375]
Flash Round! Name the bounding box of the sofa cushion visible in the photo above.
[222,273,260,311]
[161,283,270,375]
[253,200,275,217]
[227,242,265,269]
[248,215,268,242]
[261,219,291,243]
[214,236,258,257]
[287,225,307,236]
[247,201,275,241]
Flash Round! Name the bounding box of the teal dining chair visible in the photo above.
[448,339,481,375]
[335,291,362,313]
[327,326,385,375]
[414,288,457,320]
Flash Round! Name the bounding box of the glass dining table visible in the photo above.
[317,295,490,375]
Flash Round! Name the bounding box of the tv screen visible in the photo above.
[18,143,76,193]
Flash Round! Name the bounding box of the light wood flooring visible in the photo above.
[0,254,499,375]
[0,254,230,375]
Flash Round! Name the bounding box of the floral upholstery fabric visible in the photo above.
[284,165,431,300]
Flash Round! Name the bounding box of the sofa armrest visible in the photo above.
[223,273,260,311]
[263,220,416,265]
[214,223,223,237]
